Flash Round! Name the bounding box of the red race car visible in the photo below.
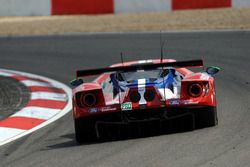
[71,59,220,143]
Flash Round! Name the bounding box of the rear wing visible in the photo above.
[77,59,203,78]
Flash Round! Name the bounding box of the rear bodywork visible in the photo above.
[72,59,218,142]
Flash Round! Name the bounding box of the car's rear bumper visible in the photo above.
[77,106,217,139]
[96,112,195,139]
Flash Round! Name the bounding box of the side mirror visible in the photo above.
[70,78,84,87]
[206,66,221,76]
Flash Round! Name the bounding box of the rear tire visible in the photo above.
[74,117,97,144]
[194,107,218,128]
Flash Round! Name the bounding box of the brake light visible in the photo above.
[188,83,203,97]
[82,93,97,107]
[75,90,104,108]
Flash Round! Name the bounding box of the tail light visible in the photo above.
[188,83,203,97]
[75,89,104,108]
[82,93,97,107]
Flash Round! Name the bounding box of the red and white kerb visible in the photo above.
[0,69,71,146]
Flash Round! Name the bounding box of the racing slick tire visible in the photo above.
[74,117,97,144]
[194,107,218,128]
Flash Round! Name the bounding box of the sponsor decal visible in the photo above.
[121,102,132,111]
[89,106,118,113]
[169,100,199,105]
[183,101,199,105]
[101,106,117,112]
[170,100,181,105]
[89,108,99,113]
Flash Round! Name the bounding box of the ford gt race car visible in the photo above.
[71,59,220,143]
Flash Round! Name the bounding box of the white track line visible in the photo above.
[0,127,26,142]
[11,107,61,120]
[0,71,13,76]
[21,80,56,87]
[30,92,67,101]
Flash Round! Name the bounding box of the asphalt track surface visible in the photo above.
[0,31,250,167]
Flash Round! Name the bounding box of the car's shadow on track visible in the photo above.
[45,133,110,150]
[46,105,219,150]
[46,125,196,150]
[45,115,203,150]
[46,132,190,150]
[46,134,78,149]
[46,112,218,150]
